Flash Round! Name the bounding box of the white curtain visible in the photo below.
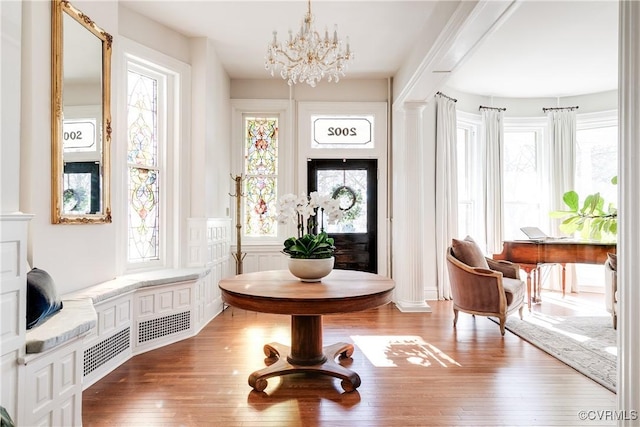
[481,108,505,254]
[547,108,577,291]
[548,109,576,214]
[434,94,458,300]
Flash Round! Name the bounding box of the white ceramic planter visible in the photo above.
[287,257,335,282]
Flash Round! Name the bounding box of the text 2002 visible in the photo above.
[328,127,357,136]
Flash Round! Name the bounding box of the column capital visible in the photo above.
[400,101,429,113]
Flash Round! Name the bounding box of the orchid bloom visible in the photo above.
[278,191,344,236]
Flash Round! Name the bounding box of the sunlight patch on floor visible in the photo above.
[523,312,609,343]
[351,335,461,368]
[539,290,609,314]
[245,325,289,344]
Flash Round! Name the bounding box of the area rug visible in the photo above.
[491,313,617,392]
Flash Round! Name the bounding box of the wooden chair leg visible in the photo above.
[613,314,617,330]
[499,316,506,336]
[518,305,524,320]
[453,308,459,327]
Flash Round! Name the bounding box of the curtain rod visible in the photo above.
[479,105,506,111]
[542,106,579,112]
[435,91,457,102]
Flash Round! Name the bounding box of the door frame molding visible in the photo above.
[297,102,388,276]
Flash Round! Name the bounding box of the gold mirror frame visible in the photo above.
[51,0,112,224]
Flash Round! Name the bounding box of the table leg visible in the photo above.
[247,315,361,393]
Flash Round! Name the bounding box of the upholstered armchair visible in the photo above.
[446,238,525,336]
[604,253,617,329]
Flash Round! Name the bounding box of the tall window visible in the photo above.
[243,116,279,237]
[122,40,188,271]
[574,115,617,288]
[576,123,618,206]
[456,125,475,237]
[456,113,482,239]
[127,66,163,263]
[503,127,545,240]
[231,100,290,245]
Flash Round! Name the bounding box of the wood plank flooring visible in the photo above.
[82,291,615,426]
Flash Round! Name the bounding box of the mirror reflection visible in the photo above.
[52,0,112,223]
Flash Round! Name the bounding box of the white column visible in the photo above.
[393,102,431,312]
[618,1,640,424]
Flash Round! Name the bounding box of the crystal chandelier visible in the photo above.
[265,0,353,87]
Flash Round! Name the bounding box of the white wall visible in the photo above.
[1,0,23,214]
[190,38,231,219]
[231,78,389,102]
[445,87,618,116]
[118,4,190,64]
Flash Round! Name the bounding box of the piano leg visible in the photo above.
[523,266,534,311]
[534,266,542,303]
[561,263,566,297]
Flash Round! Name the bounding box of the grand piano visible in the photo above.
[493,240,616,310]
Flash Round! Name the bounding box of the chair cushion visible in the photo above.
[502,277,525,306]
[451,237,490,269]
[26,268,63,329]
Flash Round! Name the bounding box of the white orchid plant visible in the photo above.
[277,192,344,259]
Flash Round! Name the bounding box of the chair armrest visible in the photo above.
[487,258,521,279]
[473,267,500,276]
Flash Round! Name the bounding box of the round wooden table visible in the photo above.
[218,269,395,392]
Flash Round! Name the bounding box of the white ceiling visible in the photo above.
[447,0,619,98]
[120,0,619,98]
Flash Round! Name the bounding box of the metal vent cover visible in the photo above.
[84,327,130,376]
[138,311,190,344]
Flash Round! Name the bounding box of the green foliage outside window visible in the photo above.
[549,176,617,242]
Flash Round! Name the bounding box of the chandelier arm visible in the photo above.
[272,49,306,65]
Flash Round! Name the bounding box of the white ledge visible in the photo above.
[63,268,207,304]
[23,298,97,355]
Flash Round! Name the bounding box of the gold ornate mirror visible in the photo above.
[51,0,112,223]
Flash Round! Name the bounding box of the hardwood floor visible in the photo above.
[82,291,615,426]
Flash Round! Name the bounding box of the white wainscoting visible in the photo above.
[229,244,288,274]
[1,214,33,424]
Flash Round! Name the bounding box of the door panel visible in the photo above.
[307,159,377,273]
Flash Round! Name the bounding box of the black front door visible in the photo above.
[307,159,378,273]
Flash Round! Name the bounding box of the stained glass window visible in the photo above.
[127,69,160,263]
[244,117,278,237]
